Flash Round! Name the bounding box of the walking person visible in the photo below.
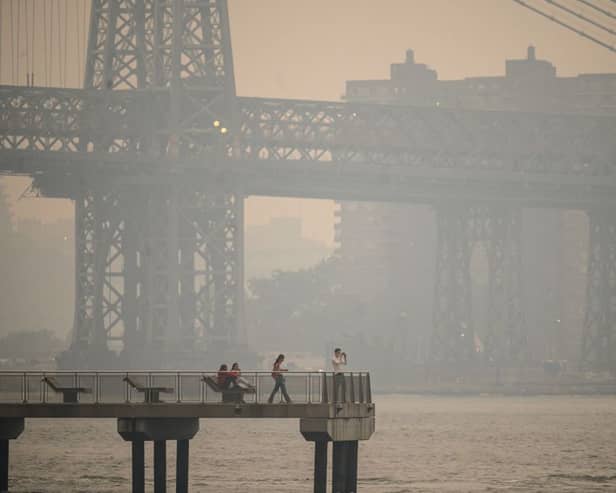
[267,354,292,404]
[332,348,347,402]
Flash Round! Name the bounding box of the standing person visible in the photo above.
[332,348,347,402]
[267,354,292,404]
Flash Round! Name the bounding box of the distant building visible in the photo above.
[0,217,74,338]
[337,48,614,363]
[246,216,332,280]
[345,46,616,113]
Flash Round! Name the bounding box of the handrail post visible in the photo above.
[125,372,130,403]
[333,371,339,403]
[366,373,372,403]
[176,372,181,403]
[358,373,364,403]
[22,373,26,404]
[349,372,355,403]
[321,372,328,403]
[200,373,205,404]
[41,372,46,404]
[95,372,99,404]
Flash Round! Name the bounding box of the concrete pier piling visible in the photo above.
[333,441,359,493]
[314,441,328,493]
[131,441,145,493]
[0,439,8,493]
[154,441,166,493]
[301,416,374,493]
[0,419,24,493]
[118,418,199,493]
[176,440,190,493]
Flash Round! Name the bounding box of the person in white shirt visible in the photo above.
[332,348,347,401]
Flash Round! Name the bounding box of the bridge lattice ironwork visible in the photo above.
[0,0,614,369]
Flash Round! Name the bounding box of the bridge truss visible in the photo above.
[0,0,615,369]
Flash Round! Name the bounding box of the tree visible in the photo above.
[0,329,65,361]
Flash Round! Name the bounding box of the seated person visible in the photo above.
[230,362,253,389]
[217,364,233,390]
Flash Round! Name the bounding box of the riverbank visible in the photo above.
[375,370,616,396]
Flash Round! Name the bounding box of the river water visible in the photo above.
[9,395,616,492]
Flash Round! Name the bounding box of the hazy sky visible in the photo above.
[2,0,615,245]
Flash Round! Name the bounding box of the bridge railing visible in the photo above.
[0,371,372,405]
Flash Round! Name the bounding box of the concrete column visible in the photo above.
[301,415,374,493]
[176,440,189,493]
[1,440,8,493]
[154,441,166,493]
[314,441,327,493]
[131,441,145,493]
[118,417,199,493]
[332,442,358,493]
[346,441,358,493]
[0,418,25,493]
[332,442,348,493]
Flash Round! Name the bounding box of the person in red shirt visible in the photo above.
[217,364,232,389]
[267,354,292,404]
[230,362,253,389]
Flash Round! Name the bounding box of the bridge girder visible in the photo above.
[1,1,615,369]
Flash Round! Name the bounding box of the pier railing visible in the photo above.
[0,371,371,405]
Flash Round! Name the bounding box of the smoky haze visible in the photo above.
[0,1,614,383]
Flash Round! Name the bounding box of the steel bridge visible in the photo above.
[0,1,615,369]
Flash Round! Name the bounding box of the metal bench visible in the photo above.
[123,376,174,403]
[202,376,255,403]
[42,376,92,403]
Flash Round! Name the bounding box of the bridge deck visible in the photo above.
[0,402,374,419]
[1,86,615,206]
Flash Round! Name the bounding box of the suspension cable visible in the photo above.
[25,0,30,85]
[64,0,69,86]
[57,0,62,86]
[50,0,54,85]
[512,0,616,52]
[84,0,88,87]
[26,0,35,86]
[0,2,3,86]
[574,0,616,20]
[76,0,82,87]
[16,0,21,84]
[10,0,14,84]
[32,0,36,86]
[544,0,616,36]
[43,0,48,86]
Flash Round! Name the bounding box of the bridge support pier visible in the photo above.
[313,441,328,493]
[118,418,199,493]
[300,416,374,493]
[154,441,166,493]
[0,419,24,493]
[176,440,189,493]
[131,441,145,493]
[332,441,358,493]
[433,204,525,364]
[583,209,616,372]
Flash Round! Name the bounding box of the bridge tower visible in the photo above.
[432,205,526,365]
[60,0,244,369]
[582,209,616,373]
